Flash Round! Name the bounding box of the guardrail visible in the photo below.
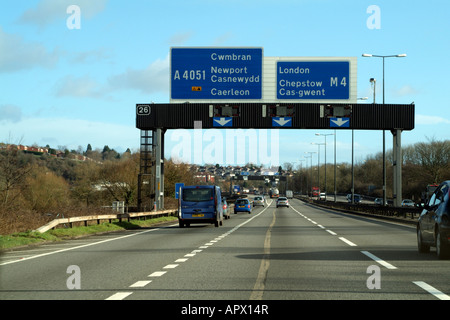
[34,209,178,233]
[297,196,421,225]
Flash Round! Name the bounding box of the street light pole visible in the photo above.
[362,53,406,206]
[305,152,317,197]
[315,133,334,201]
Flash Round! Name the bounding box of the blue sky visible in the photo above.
[1,0,449,167]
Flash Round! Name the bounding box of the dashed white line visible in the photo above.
[148,271,167,277]
[326,230,337,236]
[163,264,179,269]
[413,281,450,300]
[184,253,196,257]
[105,292,133,300]
[129,280,152,288]
[361,251,397,270]
[339,237,357,247]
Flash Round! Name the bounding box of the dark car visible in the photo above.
[417,180,450,259]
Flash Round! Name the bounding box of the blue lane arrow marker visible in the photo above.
[330,117,350,128]
[213,117,232,127]
[272,117,292,127]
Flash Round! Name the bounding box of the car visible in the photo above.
[417,180,450,259]
[253,196,265,207]
[222,198,230,219]
[401,199,415,207]
[234,198,252,214]
[319,192,326,200]
[347,194,361,203]
[374,198,387,206]
[276,197,289,208]
[178,185,223,228]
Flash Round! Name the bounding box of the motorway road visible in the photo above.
[1,198,449,302]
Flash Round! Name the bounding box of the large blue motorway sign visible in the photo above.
[171,47,263,100]
[277,61,350,100]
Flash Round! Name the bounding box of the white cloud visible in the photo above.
[0,104,23,123]
[55,75,105,98]
[392,85,420,97]
[416,114,450,125]
[0,28,60,72]
[169,31,194,45]
[0,116,139,152]
[18,0,108,28]
[107,55,170,94]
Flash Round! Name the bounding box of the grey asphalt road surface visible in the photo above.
[1,198,449,303]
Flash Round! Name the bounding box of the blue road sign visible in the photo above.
[171,47,263,100]
[272,117,292,127]
[175,183,184,199]
[213,117,233,127]
[330,117,350,128]
[277,61,350,100]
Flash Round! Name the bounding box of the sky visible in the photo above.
[1,0,449,168]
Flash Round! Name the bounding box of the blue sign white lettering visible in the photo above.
[171,48,263,100]
[277,61,350,100]
[272,117,292,127]
[175,183,184,199]
[330,117,350,128]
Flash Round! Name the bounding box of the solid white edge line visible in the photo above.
[413,281,450,300]
[1,228,160,266]
[361,251,397,270]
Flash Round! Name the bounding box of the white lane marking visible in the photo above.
[413,281,450,300]
[105,292,133,300]
[326,230,337,236]
[361,251,397,270]
[175,258,188,263]
[163,264,179,269]
[339,237,357,247]
[184,253,196,257]
[129,281,152,288]
[148,271,167,277]
[1,228,160,266]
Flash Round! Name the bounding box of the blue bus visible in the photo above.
[178,185,224,228]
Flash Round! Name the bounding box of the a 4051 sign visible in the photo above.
[170,47,263,101]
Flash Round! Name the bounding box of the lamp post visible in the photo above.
[305,152,316,197]
[311,142,325,192]
[297,159,305,195]
[362,53,406,206]
[315,133,334,201]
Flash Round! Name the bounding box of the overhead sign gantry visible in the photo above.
[137,47,414,210]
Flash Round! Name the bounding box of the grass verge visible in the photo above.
[0,216,178,251]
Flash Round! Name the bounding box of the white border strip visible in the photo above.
[413,281,450,300]
[361,251,397,270]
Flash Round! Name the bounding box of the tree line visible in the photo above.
[1,138,449,234]
[287,138,450,201]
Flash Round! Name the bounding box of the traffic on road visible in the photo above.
[1,192,449,305]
